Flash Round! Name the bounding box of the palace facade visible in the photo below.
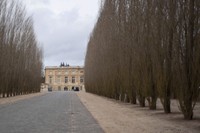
[45,66,84,91]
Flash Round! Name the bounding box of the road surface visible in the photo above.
[0,92,104,133]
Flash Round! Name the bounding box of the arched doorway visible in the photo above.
[64,86,68,91]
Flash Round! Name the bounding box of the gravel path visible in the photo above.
[0,91,104,133]
[78,91,200,133]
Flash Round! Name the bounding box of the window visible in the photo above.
[49,71,53,75]
[49,76,52,83]
[58,71,61,75]
[80,76,84,83]
[80,71,83,73]
[72,76,75,83]
[56,76,61,83]
[65,77,68,83]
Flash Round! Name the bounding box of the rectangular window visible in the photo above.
[56,76,61,83]
[65,77,68,83]
[80,76,84,83]
[49,76,52,83]
[72,76,75,83]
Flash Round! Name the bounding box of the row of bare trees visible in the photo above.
[0,0,43,97]
[85,0,200,120]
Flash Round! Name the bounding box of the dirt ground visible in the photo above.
[77,91,200,133]
[0,92,47,105]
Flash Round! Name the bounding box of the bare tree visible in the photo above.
[84,0,200,119]
[0,0,43,98]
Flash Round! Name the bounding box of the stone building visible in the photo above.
[45,65,84,91]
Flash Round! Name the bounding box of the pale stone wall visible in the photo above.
[45,66,84,91]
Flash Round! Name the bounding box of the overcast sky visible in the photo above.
[24,0,100,67]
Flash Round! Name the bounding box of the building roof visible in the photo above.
[45,66,84,70]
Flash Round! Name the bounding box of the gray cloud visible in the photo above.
[24,0,99,67]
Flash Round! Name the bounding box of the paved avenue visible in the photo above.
[0,92,104,133]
